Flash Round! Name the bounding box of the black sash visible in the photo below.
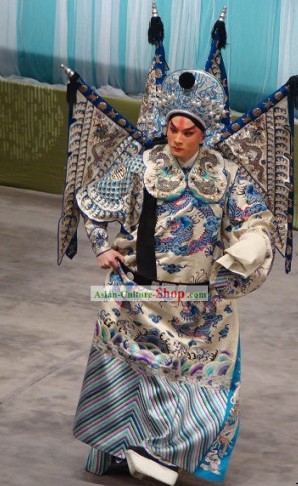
[136,188,157,280]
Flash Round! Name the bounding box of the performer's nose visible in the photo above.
[175,132,183,144]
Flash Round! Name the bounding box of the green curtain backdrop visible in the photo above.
[0,78,140,194]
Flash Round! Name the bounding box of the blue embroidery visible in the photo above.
[155,209,220,256]
[149,314,162,323]
[160,263,187,274]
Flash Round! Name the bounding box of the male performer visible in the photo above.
[73,70,275,485]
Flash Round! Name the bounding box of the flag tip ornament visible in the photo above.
[219,6,227,22]
[60,64,75,78]
[211,6,227,49]
[148,1,164,45]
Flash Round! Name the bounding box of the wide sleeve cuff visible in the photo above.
[215,233,267,278]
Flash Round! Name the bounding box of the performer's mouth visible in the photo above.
[172,146,183,152]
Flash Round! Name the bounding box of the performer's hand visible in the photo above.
[96,249,124,270]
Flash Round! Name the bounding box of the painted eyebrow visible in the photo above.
[170,120,196,131]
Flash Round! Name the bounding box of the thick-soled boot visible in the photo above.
[125,446,179,485]
[85,447,128,476]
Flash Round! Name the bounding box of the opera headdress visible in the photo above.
[158,69,227,146]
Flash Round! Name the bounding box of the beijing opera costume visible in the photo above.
[57,5,296,485]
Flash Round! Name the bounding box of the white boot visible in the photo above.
[125,447,179,485]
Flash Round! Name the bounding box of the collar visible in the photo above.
[177,149,200,168]
[143,144,228,203]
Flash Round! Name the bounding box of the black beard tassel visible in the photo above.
[211,20,227,49]
[148,16,164,44]
[288,75,298,109]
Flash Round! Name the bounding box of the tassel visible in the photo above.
[288,75,298,109]
[211,6,227,49]
[211,20,227,49]
[66,79,76,105]
[66,72,79,105]
[148,2,164,44]
[61,65,79,104]
[179,72,196,90]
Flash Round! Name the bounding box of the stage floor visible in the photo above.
[0,185,297,486]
